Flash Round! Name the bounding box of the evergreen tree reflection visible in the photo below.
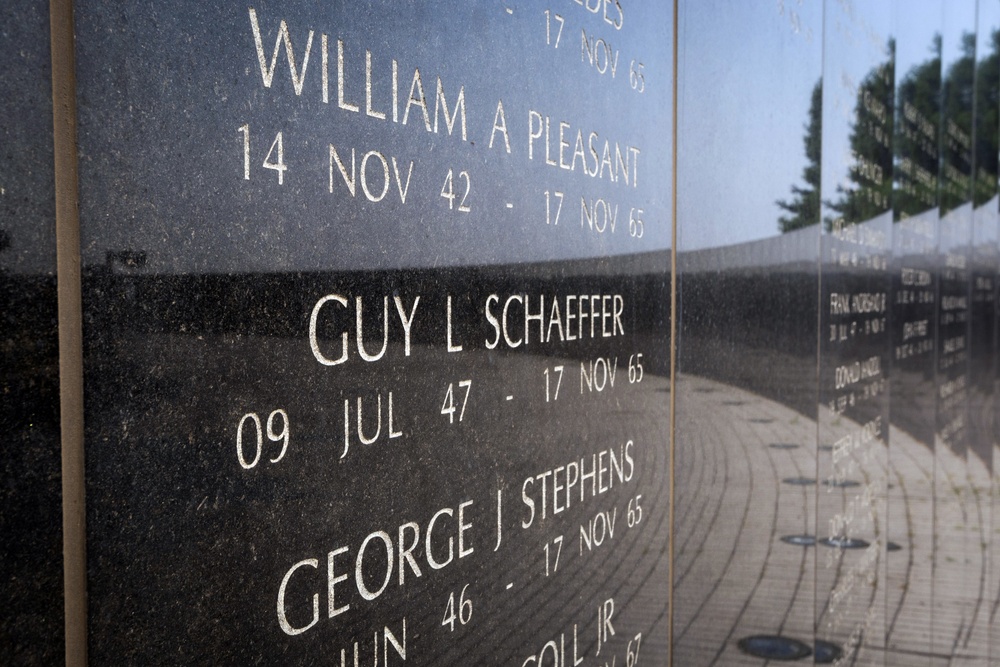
[774,32,989,232]
[828,44,894,226]
[940,33,975,214]
[894,35,941,219]
[974,29,999,207]
[777,80,822,232]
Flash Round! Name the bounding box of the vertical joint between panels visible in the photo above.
[50,0,87,664]
[668,1,679,666]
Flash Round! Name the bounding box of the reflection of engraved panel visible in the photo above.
[887,4,943,664]
[816,2,893,659]
[933,2,977,660]
[962,3,1000,661]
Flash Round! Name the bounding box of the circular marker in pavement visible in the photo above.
[781,534,817,546]
[770,443,800,450]
[737,635,812,660]
[887,541,903,552]
[813,640,843,664]
[783,477,817,485]
[820,536,870,549]
[823,479,861,488]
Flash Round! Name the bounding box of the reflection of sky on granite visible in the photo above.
[679,1,951,253]
[897,0,943,78]
[820,0,892,231]
[678,0,821,251]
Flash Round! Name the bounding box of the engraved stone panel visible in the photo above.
[73,2,673,663]
[935,2,977,659]
[816,3,893,660]
[675,1,822,663]
[0,1,64,663]
[887,5,942,663]
[9,2,1000,664]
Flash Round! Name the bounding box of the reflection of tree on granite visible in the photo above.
[827,44,895,227]
[894,35,941,219]
[940,33,976,214]
[777,80,822,233]
[974,30,999,207]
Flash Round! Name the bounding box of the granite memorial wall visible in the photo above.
[0,1,63,664]
[676,0,1000,665]
[2,0,1000,665]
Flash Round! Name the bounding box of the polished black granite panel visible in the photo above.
[78,258,670,664]
[887,4,941,662]
[73,1,670,272]
[974,7,1000,664]
[935,1,977,659]
[816,4,893,660]
[678,1,1000,665]
[0,0,64,663]
[74,2,672,662]
[675,1,822,663]
[9,1,1000,664]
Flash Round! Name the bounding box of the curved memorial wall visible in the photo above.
[676,1,999,665]
[0,1,999,665]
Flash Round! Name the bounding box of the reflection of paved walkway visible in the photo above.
[673,373,994,665]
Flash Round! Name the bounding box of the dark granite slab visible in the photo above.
[8,1,1000,663]
[933,2,978,660]
[886,6,942,662]
[73,2,672,663]
[973,5,1000,663]
[677,1,1000,665]
[815,4,893,659]
[0,1,64,664]
[675,2,822,663]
